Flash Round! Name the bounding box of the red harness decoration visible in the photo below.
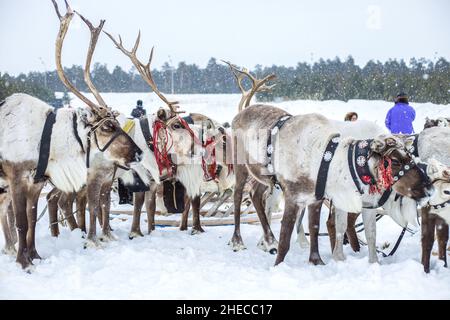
[152,119,174,177]
[202,136,217,181]
[369,157,394,194]
[152,116,219,181]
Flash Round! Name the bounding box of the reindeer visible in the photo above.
[424,117,450,129]
[104,31,235,236]
[303,125,450,268]
[229,91,433,265]
[0,1,142,268]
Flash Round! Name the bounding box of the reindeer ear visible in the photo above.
[403,135,415,150]
[78,108,95,124]
[443,169,450,180]
[385,137,398,147]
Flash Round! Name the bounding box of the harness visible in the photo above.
[72,113,85,153]
[140,117,155,152]
[348,139,419,208]
[315,134,341,200]
[407,134,420,157]
[85,117,139,170]
[34,110,58,183]
[266,114,292,177]
[431,199,450,210]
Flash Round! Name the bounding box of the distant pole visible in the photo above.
[39,57,48,88]
[168,55,174,94]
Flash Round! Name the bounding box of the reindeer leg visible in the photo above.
[26,184,44,261]
[421,207,435,273]
[146,184,157,234]
[362,208,378,263]
[86,177,102,247]
[1,194,16,255]
[130,192,145,239]
[9,178,31,269]
[326,207,337,253]
[46,188,60,237]
[100,181,116,241]
[253,184,278,254]
[7,201,17,245]
[346,212,360,252]
[229,165,248,251]
[191,196,204,234]
[296,208,310,248]
[436,217,448,268]
[275,196,301,266]
[308,200,325,265]
[76,187,87,233]
[332,208,347,261]
[59,192,78,231]
[180,195,190,231]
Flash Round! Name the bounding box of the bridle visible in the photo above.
[84,116,141,170]
[152,115,227,181]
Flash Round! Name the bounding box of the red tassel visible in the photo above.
[152,120,174,177]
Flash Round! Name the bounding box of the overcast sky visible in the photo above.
[0,0,449,75]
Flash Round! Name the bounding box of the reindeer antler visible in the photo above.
[52,0,110,117]
[104,31,182,115]
[222,60,276,111]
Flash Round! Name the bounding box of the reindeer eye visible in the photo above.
[172,123,182,129]
[444,190,450,195]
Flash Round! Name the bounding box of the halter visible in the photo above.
[152,115,218,181]
[348,139,421,200]
[85,116,141,170]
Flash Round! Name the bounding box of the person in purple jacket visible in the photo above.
[385,92,416,134]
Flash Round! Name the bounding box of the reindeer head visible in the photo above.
[425,159,450,216]
[370,134,433,201]
[104,31,211,175]
[52,0,142,169]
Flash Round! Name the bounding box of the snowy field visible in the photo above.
[1,93,450,299]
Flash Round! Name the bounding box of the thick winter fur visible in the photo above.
[0,94,141,268]
[231,104,430,265]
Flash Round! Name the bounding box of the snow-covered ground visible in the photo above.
[1,94,450,299]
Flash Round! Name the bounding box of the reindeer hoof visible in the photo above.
[257,237,278,254]
[309,257,325,266]
[16,252,33,269]
[179,225,188,231]
[29,249,42,261]
[83,238,102,249]
[1,246,17,256]
[191,227,205,235]
[99,233,117,242]
[228,239,246,252]
[129,231,144,239]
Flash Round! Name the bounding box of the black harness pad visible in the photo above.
[163,180,186,213]
[34,110,57,183]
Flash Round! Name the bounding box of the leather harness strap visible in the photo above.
[34,110,57,183]
[266,114,292,175]
[72,113,85,153]
[315,134,341,200]
[139,117,154,152]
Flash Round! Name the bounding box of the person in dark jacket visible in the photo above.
[131,100,146,118]
[385,92,416,134]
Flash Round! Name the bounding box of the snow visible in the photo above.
[1,94,450,299]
